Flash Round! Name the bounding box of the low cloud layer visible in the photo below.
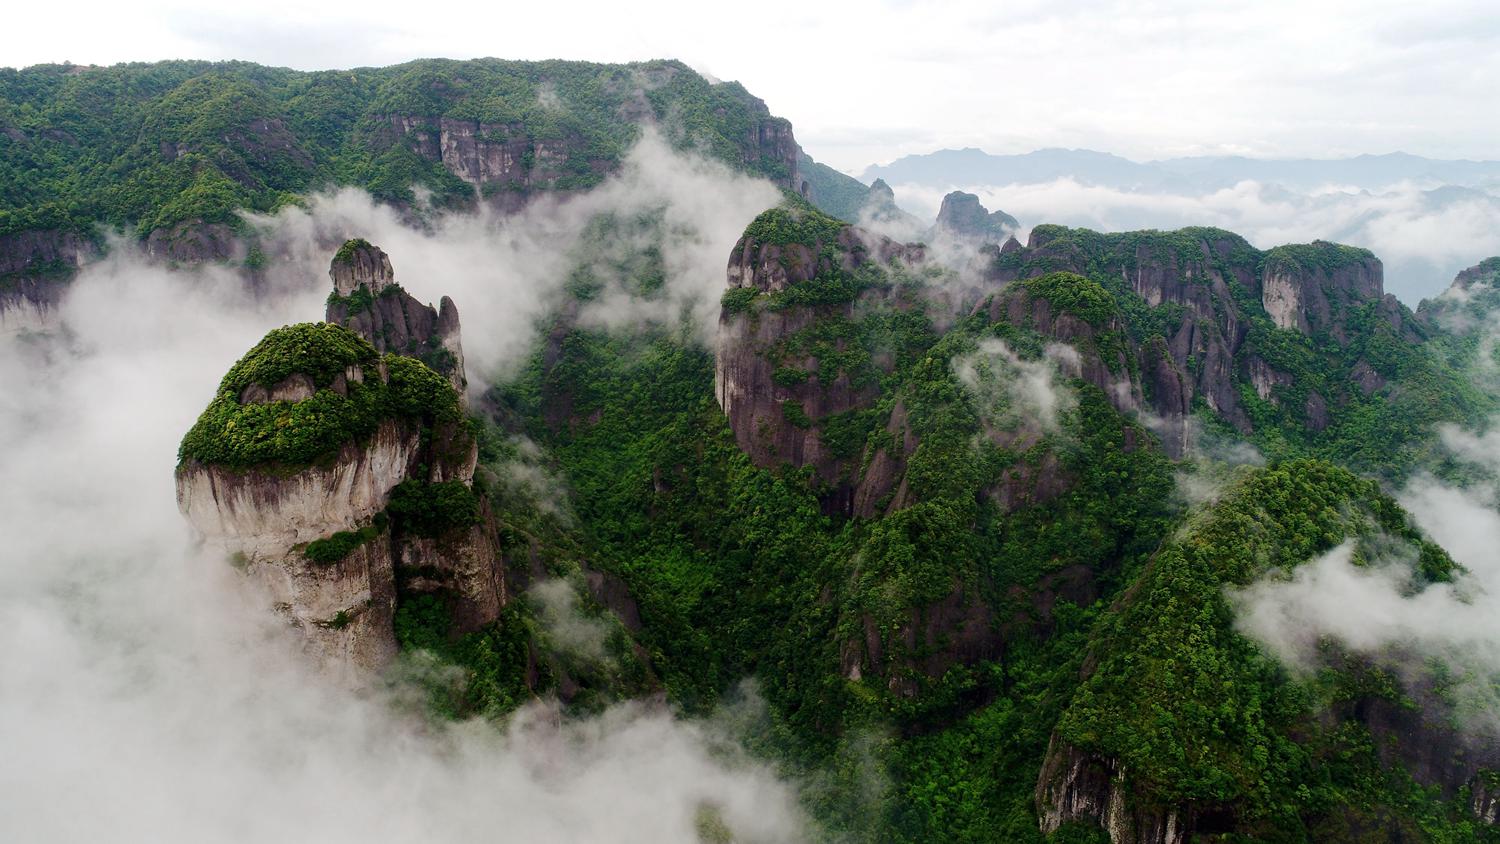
[0,140,805,842]
[240,129,779,390]
[1228,427,1500,727]
[953,338,1076,435]
[886,178,1500,304]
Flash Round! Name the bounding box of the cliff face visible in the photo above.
[367,77,800,204]
[325,239,467,395]
[991,227,1415,453]
[1036,737,1193,844]
[177,418,423,561]
[715,213,925,517]
[176,244,501,679]
[0,229,92,333]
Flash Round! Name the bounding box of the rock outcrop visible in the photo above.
[715,207,925,517]
[176,247,501,681]
[325,239,467,395]
[989,227,1415,454]
[930,190,1019,245]
[0,228,92,333]
[1416,256,1500,330]
[144,220,239,264]
[367,69,801,208]
[1036,738,1194,844]
[855,178,926,240]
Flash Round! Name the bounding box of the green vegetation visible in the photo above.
[796,151,873,223]
[995,225,1492,478]
[303,516,384,565]
[742,199,848,249]
[1057,460,1476,837]
[1020,271,1117,327]
[385,479,481,537]
[177,322,462,470]
[0,57,796,239]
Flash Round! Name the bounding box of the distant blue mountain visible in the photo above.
[862,148,1500,192]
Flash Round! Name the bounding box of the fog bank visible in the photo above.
[0,140,805,842]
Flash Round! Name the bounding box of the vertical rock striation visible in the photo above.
[176,244,505,681]
[325,239,467,396]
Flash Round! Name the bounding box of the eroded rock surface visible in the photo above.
[326,239,467,395]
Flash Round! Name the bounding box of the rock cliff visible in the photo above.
[990,226,1418,455]
[176,248,501,680]
[0,228,92,333]
[930,190,1019,245]
[325,239,467,395]
[715,204,926,517]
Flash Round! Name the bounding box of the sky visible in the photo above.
[4,0,1499,173]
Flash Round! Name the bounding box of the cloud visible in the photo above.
[884,177,1500,303]
[531,578,614,665]
[0,146,806,842]
[1227,436,1500,729]
[486,435,575,522]
[236,129,778,392]
[953,338,1076,435]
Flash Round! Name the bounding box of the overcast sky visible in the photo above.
[4,0,1499,172]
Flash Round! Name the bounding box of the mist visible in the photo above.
[1228,427,1500,729]
[953,338,1076,435]
[0,138,807,842]
[239,128,781,390]
[884,178,1500,304]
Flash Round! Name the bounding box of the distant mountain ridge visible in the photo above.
[863,147,1500,192]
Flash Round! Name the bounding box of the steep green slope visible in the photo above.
[1045,460,1487,840]
[0,58,799,239]
[796,150,873,222]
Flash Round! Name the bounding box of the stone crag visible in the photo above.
[176,242,499,681]
[325,239,467,395]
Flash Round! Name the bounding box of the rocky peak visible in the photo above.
[176,247,506,681]
[1259,242,1388,341]
[329,238,396,297]
[1416,257,1500,330]
[932,190,1019,244]
[325,239,466,395]
[716,203,927,517]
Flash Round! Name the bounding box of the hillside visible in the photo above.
[14,56,1500,844]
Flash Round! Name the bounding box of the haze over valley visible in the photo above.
[4,4,1500,842]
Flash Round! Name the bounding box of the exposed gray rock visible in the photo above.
[326,240,467,395]
[0,228,93,333]
[1035,737,1191,844]
[931,190,1019,244]
[145,220,239,263]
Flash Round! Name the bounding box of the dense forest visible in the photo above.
[9,58,1500,843]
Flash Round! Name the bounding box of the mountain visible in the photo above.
[0,58,864,328]
[859,147,1500,304]
[864,147,1165,190]
[796,150,873,222]
[25,56,1500,843]
[178,238,652,703]
[172,178,1500,840]
[864,147,1500,193]
[931,190,1019,243]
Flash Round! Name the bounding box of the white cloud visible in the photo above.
[239,129,778,389]
[1228,438,1500,727]
[883,178,1500,303]
[0,143,806,843]
[954,338,1076,435]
